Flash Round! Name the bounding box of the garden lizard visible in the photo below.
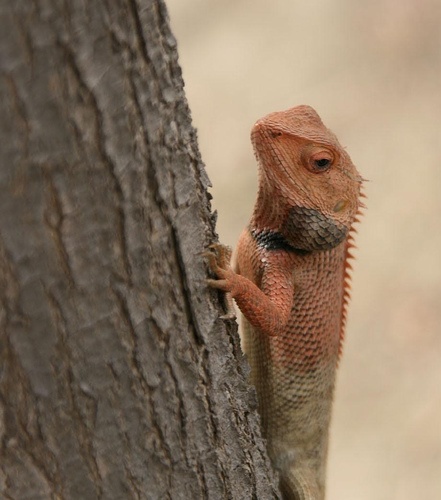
[206,105,364,499]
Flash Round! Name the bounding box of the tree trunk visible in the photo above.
[0,0,280,498]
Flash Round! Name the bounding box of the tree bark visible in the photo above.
[0,1,280,498]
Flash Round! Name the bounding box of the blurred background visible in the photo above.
[167,1,441,498]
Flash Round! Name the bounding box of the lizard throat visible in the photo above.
[250,228,311,255]
[281,206,349,251]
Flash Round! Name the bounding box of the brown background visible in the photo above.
[167,1,441,499]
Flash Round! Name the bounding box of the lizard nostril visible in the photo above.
[333,199,347,213]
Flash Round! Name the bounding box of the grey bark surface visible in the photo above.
[0,1,280,499]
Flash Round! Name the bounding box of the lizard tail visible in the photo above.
[279,467,323,500]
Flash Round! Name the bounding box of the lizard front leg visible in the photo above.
[205,243,294,337]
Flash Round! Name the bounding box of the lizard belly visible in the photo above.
[241,247,345,499]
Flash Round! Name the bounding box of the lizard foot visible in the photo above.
[203,243,233,288]
[203,243,236,319]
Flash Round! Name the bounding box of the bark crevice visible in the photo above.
[0,1,281,498]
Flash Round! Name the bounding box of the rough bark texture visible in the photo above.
[0,1,280,498]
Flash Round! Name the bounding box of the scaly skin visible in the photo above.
[207,106,363,499]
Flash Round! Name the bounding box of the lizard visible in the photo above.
[206,105,364,499]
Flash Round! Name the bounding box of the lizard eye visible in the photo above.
[304,150,334,173]
[314,158,330,169]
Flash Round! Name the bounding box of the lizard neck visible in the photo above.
[252,187,350,253]
[251,164,350,252]
[251,169,288,231]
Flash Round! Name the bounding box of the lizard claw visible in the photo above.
[204,244,237,319]
[203,243,233,279]
[208,243,233,266]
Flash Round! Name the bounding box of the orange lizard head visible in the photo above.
[251,105,363,251]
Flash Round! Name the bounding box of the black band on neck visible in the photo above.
[250,228,310,255]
